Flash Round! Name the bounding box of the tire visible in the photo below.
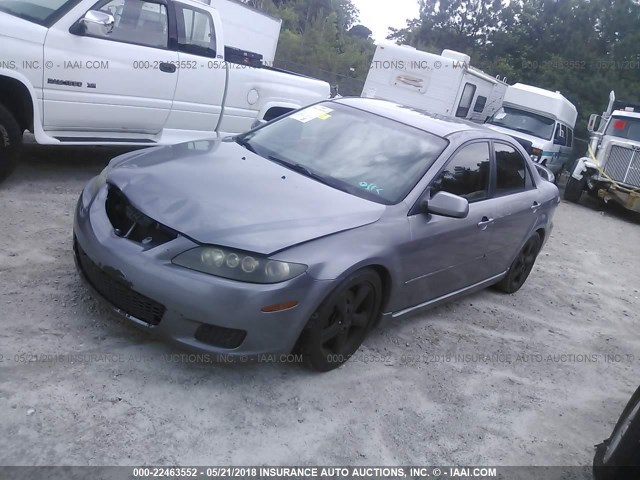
[593,386,640,480]
[0,103,22,183]
[298,268,382,372]
[564,174,585,203]
[495,234,542,294]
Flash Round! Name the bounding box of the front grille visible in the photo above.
[105,185,178,247]
[75,242,166,326]
[195,324,247,349]
[604,146,640,188]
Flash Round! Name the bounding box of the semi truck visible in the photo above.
[0,0,330,182]
[565,91,640,212]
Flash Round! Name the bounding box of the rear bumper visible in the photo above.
[73,187,334,357]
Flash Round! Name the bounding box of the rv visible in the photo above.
[362,44,508,123]
[485,83,578,176]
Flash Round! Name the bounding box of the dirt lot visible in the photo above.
[0,146,639,468]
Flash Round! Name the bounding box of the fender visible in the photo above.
[0,68,60,145]
[572,157,597,180]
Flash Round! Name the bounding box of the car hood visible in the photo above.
[106,139,385,255]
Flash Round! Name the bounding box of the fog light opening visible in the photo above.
[261,301,299,313]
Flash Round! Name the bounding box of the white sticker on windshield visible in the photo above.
[290,105,334,123]
[494,112,507,120]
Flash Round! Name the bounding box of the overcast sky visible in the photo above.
[351,0,420,42]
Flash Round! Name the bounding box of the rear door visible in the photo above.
[43,0,178,134]
[164,1,226,133]
[486,142,541,274]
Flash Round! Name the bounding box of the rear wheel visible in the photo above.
[495,234,542,294]
[564,174,586,203]
[298,268,382,372]
[0,103,22,183]
[594,386,640,480]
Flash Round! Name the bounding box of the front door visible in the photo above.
[43,0,178,134]
[402,141,497,307]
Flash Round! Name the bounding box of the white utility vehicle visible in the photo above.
[0,0,330,181]
[565,91,640,212]
[362,43,508,123]
[485,83,578,176]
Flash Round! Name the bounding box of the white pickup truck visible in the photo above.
[0,0,330,181]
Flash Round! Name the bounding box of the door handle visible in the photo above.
[159,62,177,73]
[477,216,494,230]
[531,201,541,211]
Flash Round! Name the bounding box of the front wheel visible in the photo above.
[495,234,542,294]
[594,386,640,480]
[0,103,22,183]
[298,268,382,372]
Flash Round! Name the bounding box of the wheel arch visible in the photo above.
[0,72,36,132]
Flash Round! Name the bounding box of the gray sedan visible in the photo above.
[73,98,560,371]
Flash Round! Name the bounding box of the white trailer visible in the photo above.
[362,43,508,123]
[196,0,282,64]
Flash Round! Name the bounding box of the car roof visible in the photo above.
[333,97,494,138]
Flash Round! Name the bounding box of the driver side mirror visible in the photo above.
[421,191,469,219]
[587,114,601,133]
[70,10,115,36]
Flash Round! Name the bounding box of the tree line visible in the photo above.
[244,0,640,137]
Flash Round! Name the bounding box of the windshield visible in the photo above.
[237,102,448,205]
[488,106,556,140]
[0,0,78,26]
[605,116,640,143]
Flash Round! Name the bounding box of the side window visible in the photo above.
[567,128,573,148]
[456,83,477,118]
[175,5,217,57]
[495,143,528,194]
[473,96,487,113]
[431,142,491,202]
[554,124,567,145]
[94,0,168,48]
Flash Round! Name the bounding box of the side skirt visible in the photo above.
[383,270,508,320]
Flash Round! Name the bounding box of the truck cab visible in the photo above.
[0,0,330,182]
[485,83,577,178]
[565,91,640,212]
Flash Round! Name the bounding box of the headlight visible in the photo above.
[172,246,307,284]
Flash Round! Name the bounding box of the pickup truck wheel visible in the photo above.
[564,175,586,203]
[0,103,22,182]
[593,386,640,480]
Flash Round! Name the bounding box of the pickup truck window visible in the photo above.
[92,0,168,49]
[0,0,79,26]
[175,4,217,58]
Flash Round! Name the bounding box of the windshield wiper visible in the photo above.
[235,137,257,153]
[268,155,338,188]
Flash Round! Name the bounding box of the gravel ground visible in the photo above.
[0,146,639,468]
